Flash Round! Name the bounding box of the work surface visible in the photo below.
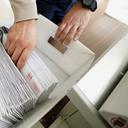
[14,14,128,128]
[13,15,95,128]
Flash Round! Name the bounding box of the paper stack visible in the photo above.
[0,29,58,127]
[21,51,58,103]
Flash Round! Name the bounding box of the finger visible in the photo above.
[54,23,66,40]
[74,26,85,41]
[7,42,16,56]
[63,25,79,45]
[11,46,24,64]
[4,38,10,50]
[17,48,32,69]
[57,24,72,43]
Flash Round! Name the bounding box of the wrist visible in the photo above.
[76,1,92,14]
[15,19,36,26]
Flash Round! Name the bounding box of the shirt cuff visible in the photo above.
[10,0,38,22]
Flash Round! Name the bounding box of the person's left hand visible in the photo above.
[54,1,92,45]
[5,20,37,69]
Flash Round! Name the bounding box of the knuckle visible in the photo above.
[18,38,25,46]
[8,47,14,55]
[58,27,62,32]
[64,19,70,24]
[67,24,72,29]
[68,34,73,40]
[8,35,13,42]
[18,59,25,69]
[12,56,17,62]
[13,53,20,61]
[8,37,12,42]
[69,30,74,35]
[66,36,72,42]
[62,31,67,36]
[17,53,28,69]
[57,38,63,43]
[8,49,13,55]
[21,57,26,64]
[58,26,64,32]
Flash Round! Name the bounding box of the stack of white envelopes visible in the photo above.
[21,51,58,103]
[0,42,58,127]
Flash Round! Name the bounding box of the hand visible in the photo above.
[5,20,37,69]
[54,2,92,45]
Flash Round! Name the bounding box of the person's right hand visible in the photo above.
[5,20,37,69]
[54,1,92,45]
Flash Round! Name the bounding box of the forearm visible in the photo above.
[9,0,38,23]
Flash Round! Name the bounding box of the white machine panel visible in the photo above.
[100,71,128,128]
[68,34,128,128]
[72,34,128,107]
